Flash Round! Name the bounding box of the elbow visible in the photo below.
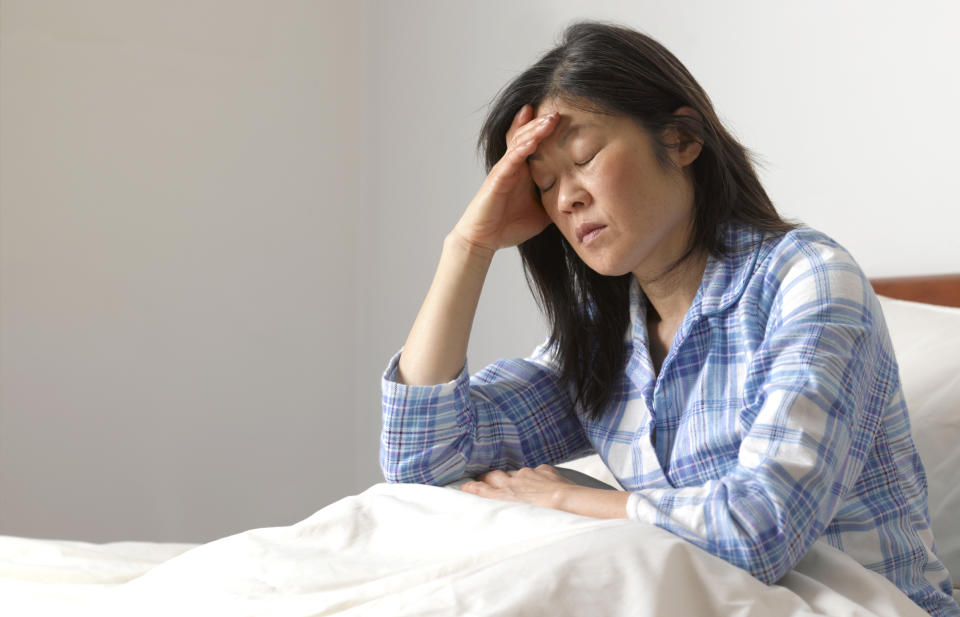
[380,459,427,485]
[716,499,796,583]
[379,460,462,486]
[722,526,796,584]
[379,448,424,484]
[379,453,407,484]
[379,438,414,484]
[746,549,793,585]
[379,442,467,486]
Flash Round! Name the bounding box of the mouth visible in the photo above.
[576,223,607,244]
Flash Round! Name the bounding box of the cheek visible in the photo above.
[605,155,682,217]
[539,193,565,226]
[598,144,640,185]
[592,157,643,207]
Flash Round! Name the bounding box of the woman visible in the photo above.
[379,21,958,617]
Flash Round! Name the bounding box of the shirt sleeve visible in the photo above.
[626,239,894,584]
[379,341,594,485]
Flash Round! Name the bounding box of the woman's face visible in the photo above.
[527,99,702,282]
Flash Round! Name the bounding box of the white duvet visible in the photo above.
[1,480,931,617]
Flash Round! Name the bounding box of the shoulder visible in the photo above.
[702,223,872,321]
[758,227,860,278]
[750,226,877,328]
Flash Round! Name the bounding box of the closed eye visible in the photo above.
[575,153,597,166]
[536,151,599,193]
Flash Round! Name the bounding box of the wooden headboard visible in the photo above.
[870,274,960,308]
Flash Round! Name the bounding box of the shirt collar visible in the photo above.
[624,221,764,390]
[626,221,764,329]
[697,221,764,317]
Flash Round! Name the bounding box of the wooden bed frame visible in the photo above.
[870,273,960,308]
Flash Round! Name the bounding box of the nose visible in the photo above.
[556,180,590,215]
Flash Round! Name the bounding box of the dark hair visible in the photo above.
[477,21,796,421]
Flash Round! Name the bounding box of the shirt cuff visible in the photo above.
[627,491,659,524]
[381,348,470,400]
[627,485,712,538]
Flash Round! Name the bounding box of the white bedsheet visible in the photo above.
[1,482,932,617]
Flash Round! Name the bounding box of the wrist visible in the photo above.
[555,486,631,519]
[553,485,578,512]
[445,229,496,264]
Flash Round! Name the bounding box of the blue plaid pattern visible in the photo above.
[381,223,959,617]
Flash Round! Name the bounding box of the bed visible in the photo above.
[2,275,959,617]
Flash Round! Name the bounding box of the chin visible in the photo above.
[571,241,635,277]
[581,258,632,278]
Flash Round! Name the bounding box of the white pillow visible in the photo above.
[877,295,960,585]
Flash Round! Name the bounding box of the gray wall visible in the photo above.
[2,0,958,543]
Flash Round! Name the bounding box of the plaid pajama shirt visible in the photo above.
[381,223,959,616]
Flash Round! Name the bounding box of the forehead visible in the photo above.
[527,100,631,162]
[532,99,610,132]
[533,97,602,117]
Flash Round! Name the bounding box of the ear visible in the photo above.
[668,106,704,167]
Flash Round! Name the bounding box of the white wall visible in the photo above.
[0,0,371,542]
[2,0,958,543]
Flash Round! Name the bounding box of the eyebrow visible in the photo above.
[526,122,594,162]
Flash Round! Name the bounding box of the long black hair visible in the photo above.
[477,21,795,421]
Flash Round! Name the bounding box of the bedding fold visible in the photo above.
[1,482,932,617]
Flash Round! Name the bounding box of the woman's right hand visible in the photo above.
[398,105,558,386]
[451,104,559,254]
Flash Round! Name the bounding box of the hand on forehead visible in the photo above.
[505,100,602,156]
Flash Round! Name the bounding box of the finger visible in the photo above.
[534,464,565,480]
[506,110,558,150]
[494,115,559,181]
[483,118,560,194]
[513,104,531,126]
[462,481,490,497]
[482,140,539,192]
[505,104,532,142]
[507,112,558,149]
[477,469,510,487]
[463,480,495,495]
[462,481,518,503]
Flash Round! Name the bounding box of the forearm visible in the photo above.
[397,232,494,385]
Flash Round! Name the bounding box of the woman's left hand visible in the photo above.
[461,464,632,519]
[460,464,576,510]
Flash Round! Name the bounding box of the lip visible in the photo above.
[575,222,607,244]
